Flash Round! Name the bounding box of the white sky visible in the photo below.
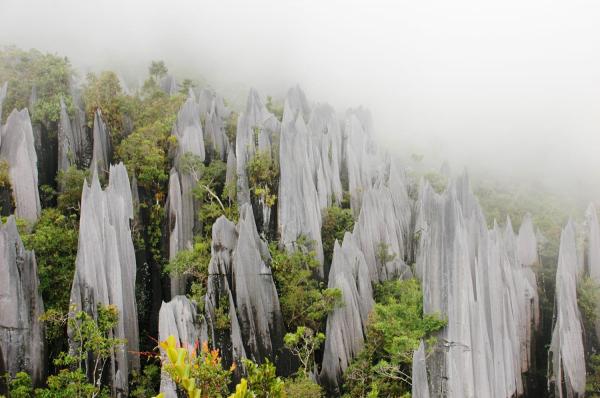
[1,0,600,197]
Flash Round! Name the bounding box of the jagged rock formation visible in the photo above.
[198,88,231,161]
[549,220,586,398]
[90,110,111,175]
[413,174,540,398]
[158,296,206,398]
[0,216,45,385]
[0,82,7,120]
[204,215,247,375]
[58,97,76,173]
[412,341,431,398]
[585,204,600,340]
[69,163,139,395]
[278,94,324,269]
[0,109,41,222]
[320,233,374,392]
[159,75,179,96]
[167,91,205,295]
[235,88,280,210]
[203,205,283,371]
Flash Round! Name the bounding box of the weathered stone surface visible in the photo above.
[0,81,7,121]
[168,92,205,295]
[307,104,343,208]
[159,75,179,96]
[278,96,324,269]
[58,97,76,174]
[414,173,540,398]
[518,213,539,267]
[90,110,110,175]
[320,233,373,392]
[69,163,139,395]
[549,220,586,398]
[586,204,600,340]
[0,216,45,385]
[0,109,41,222]
[412,341,431,398]
[232,204,283,363]
[198,88,230,161]
[158,295,206,398]
[235,88,280,208]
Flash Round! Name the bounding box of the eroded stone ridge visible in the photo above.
[0,216,45,385]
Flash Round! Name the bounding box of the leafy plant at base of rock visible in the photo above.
[225,112,238,145]
[586,354,600,395]
[284,327,325,378]
[270,241,342,332]
[577,276,600,328]
[0,46,73,126]
[164,238,211,303]
[283,377,323,398]
[129,363,161,398]
[321,206,355,266]
[375,242,397,268]
[35,304,124,398]
[0,160,10,189]
[213,294,231,333]
[247,151,278,208]
[242,359,285,398]
[4,372,33,398]
[265,97,283,122]
[156,336,233,398]
[56,166,90,215]
[21,208,78,312]
[343,278,446,397]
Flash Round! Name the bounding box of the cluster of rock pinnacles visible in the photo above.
[0,77,596,397]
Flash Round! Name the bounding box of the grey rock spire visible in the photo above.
[0,108,41,222]
[69,163,139,395]
[0,216,45,385]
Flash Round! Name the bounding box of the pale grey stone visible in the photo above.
[0,216,45,385]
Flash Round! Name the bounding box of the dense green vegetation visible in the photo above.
[321,206,355,268]
[343,279,446,398]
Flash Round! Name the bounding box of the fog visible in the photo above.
[1,0,600,199]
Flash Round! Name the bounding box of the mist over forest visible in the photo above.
[0,1,599,398]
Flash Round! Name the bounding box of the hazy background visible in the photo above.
[1,0,599,199]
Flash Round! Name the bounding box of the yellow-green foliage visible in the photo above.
[247,151,278,207]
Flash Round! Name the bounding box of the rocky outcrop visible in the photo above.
[278,97,324,269]
[549,220,586,398]
[0,109,41,222]
[412,341,431,398]
[203,205,283,370]
[167,91,205,295]
[158,295,206,398]
[198,88,231,161]
[69,163,139,395]
[320,233,373,392]
[58,97,76,173]
[159,75,179,96]
[0,81,7,121]
[0,216,45,385]
[414,174,540,398]
[586,204,600,340]
[232,204,283,363]
[90,110,110,175]
[235,88,280,208]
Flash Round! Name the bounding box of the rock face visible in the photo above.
[278,95,324,269]
[58,97,76,173]
[0,216,45,385]
[69,163,139,395]
[586,204,600,339]
[0,109,41,222]
[235,88,280,210]
[90,110,111,175]
[203,206,283,371]
[0,81,7,120]
[549,220,586,398]
[159,75,179,96]
[412,341,431,398]
[158,296,206,398]
[198,88,231,161]
[413,174,539,398]
[167,91,205,295]
[320,233,374,392]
